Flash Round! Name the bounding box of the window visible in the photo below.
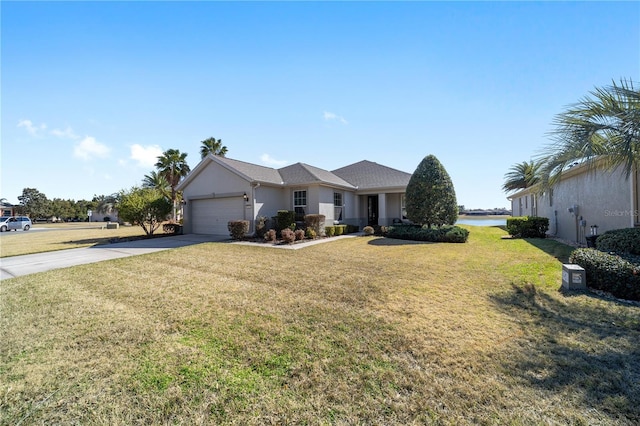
[334,192,343,222]
[294,190,307,221]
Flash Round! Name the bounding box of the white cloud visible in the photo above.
[323,111,348,125]
[51,126,79,139]
[18,119,47,136]
[74,136,111,160]
[130,144,163,168]
[260,153,288,167]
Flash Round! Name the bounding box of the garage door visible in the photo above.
[191,198,245,235]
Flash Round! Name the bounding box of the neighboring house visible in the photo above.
[508,161,640,244]
[91,210,119,222]
[1,201,18,217]
[176,156,412,235]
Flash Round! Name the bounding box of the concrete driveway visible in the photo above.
[0,234,229,280]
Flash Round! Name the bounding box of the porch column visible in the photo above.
[378,193,387,226]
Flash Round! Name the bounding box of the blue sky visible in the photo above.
[2,1,638,209]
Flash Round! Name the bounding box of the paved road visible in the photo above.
[0,234,228,280]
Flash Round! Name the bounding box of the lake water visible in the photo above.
[455,217,507,227]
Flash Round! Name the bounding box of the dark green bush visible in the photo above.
[386,224,469,243]
[596,228,640,255]
[506,216,549,238]
[569,248,640,301]
[276,210,296,232]
[346,224,359,234]
[228,220,249,240]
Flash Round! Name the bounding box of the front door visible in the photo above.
[367,195,378,226]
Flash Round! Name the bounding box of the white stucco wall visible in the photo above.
[182,162,250,199]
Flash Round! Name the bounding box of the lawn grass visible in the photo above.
[0,223,159,257]
[1,226,639,424]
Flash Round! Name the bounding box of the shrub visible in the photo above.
[596,228,640,255]
[280,228,296,244]
[305,227,317,239]
[228,220,249,240]
[276,210,296,232]
[363,226,375,236]
[569,248,640,301]
[386,224,469,243]
[264,229,277,242]
[335,225,346,236]
[255,216,268,238]
[374,225,389,236]
[304,214,325,236]
[506,216,549,238]
[346,224,359,234]
[325,226,335,237]
[294,229,306,241]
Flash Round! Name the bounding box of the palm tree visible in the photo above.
[155,149,191,221]
[200,137,228,159]
[502,160,542,193]
[142,170,170,200]
[539,78,639,185]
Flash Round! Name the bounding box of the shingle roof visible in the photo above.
[332,160,411,190]
[215,156,284,185]
[278,163,356,189]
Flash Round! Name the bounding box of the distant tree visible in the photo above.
[502,160,542,193]
[93,193,120,217]
[155,149,190,221]
[118,187,172,236]
[539,78,640,186]
[200,136,228,159]
[142,170,170,199]
[50,198,76,221]
[405,155,458,228]
[17,188,51,218]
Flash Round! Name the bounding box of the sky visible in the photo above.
[2,1,639,209]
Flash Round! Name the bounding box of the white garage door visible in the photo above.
[191,198,245,235]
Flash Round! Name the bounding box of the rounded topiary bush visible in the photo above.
[363,226,374,236]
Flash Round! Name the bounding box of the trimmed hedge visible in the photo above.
[276,210,296,232]
[569,248,640,301]
[506,216,549,238]
[386,224,469,243]
[228,220,249,240]
[304,214,325,236]
[596,228,640,255]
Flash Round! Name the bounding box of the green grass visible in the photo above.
[0,223,162,257]
[1,226,639,424]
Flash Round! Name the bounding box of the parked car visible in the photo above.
[0,216,33,232]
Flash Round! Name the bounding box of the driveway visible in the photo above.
[0,234,229,280]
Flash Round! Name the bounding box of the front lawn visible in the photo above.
[1,226,638,424]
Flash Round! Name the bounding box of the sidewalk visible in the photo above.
[0,234,228,280]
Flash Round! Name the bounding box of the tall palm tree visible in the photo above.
[502,160,542,193]
[142,170,170,200]
[539,78,639,185]
[155,149,190,221]
[200,137,228,159]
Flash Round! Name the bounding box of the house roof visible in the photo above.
[178,156,411,192]
[215,156,284,185]
[332,160,412,190]
[278,163,356,189]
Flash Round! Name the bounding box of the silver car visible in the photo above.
[0,216,33,232]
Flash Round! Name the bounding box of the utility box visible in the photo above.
[106,222,119,230]
[562,264,586,290]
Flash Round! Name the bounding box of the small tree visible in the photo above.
[405,155,458,228]
[118,187,172,236]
